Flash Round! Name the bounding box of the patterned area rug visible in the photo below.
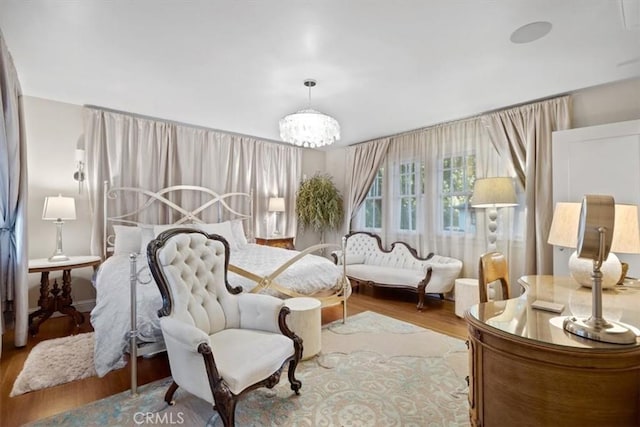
[27,311,469,426]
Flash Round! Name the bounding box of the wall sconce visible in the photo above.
[73,149,85,194]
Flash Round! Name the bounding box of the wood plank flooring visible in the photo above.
[1,288,467,426]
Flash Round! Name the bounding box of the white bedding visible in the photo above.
[90,243,342,376]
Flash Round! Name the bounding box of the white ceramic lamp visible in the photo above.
[548,202,640,288]
[471,177,518,252]
[42,195,76,262]
[268,197,285,236]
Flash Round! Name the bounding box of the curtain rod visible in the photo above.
[348,92,571,148]
[83,104,299,149]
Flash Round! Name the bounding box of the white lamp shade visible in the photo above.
[74,149,85,162]
[547,202,640,253]
[268,197,286,212]
[471,177,518,208]
[42,195,76,220]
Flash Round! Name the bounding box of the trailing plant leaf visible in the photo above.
[296,173,344,233]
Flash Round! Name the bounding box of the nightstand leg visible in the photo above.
[29,272,53,335]
[59,268,85,327]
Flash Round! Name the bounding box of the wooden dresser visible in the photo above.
[465,275,640,427]
[255,236,295,250]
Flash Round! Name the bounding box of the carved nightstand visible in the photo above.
[255,236,295,250]
[28,255,101,335]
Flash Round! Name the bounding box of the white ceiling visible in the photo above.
[1,0,639,149]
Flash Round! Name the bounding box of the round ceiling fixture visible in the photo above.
[279,79,340,149]
[510,21,552,44]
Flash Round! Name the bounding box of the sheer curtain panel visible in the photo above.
[353,118,524,280]
[0,31,28,357]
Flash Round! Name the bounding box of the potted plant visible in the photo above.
[295,173,344,243]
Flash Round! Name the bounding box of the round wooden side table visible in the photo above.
[28,255,101,335]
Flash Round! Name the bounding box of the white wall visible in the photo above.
[24,96,94,309]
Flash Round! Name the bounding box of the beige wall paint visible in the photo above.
[24,96,95,310]
[572,78,640,128]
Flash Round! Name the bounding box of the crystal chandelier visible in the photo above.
[279,79,340,148]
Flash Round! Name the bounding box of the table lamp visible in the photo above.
[268,197,285,236]
[471,177,518,251]
[548,201,640,288]
[42,194,76,261]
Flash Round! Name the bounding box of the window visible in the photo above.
[398,161,423,232]
[362,169,383,229]
[441,154,476,233]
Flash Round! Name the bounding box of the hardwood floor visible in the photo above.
[1,288,467,426]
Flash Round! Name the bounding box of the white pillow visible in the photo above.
[139,224,155,254]
[195,222,238,250]
[230,219,249,247]
[113,225,141,255]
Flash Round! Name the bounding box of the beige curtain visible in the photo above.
[344,138,390,231]
[482,96,571,275]
[85,107,301,254]
[0,30,29,356]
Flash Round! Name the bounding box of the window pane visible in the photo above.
[442,169,451,193]
[374,199,382,228]
[453,156,463,168]
[440,154,476,233]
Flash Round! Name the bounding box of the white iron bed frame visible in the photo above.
[101,182,349,394]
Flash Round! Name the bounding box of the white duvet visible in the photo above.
[90,244,342,376]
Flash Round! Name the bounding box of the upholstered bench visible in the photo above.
[331,231,463,310]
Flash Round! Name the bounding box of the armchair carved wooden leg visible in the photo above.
[164,381,179,405]
[280,307,303,395]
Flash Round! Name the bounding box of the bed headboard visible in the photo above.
[103,181,253,257]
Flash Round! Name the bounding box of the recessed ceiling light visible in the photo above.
[510,21,553,44]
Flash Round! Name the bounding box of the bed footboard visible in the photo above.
[229,240,351,322]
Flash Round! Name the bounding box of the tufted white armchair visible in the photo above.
[147,229,302,427]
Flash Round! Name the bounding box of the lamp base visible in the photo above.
[569,251,622,289]
[48,253,69,262]
[563,316,636,345]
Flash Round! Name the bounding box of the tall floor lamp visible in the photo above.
[471,177,518,252]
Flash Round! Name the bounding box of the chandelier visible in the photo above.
[279,79,340,148]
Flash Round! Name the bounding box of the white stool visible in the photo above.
[455,278,479,318]
[283,297,322,360]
